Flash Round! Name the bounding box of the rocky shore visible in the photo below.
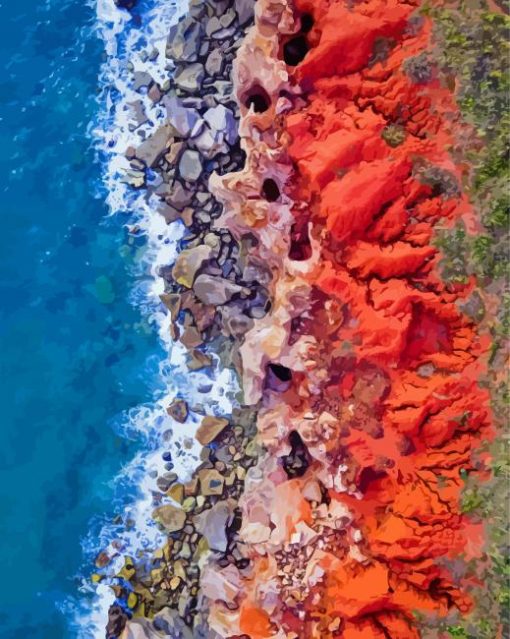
[94,0,508,638]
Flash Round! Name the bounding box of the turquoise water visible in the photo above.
[0,1,162,636]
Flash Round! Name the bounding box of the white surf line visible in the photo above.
[74,1,240,636]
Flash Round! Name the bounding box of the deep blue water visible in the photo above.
[0,1,160,636]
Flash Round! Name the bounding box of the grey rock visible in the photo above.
[220,9,236,28]
[169,182,194,210]
[220,305,254,337]
[193,274,244,305]
[205,16,222,37]
[126,100,148,130]
[164,96,200,137]
[136,124,174,167]
[174,63,205,93]
[122,168,145,188]
[193,501,234,552]
[172,245,213,288]
[212,80,233,99]
[204,104,237,144]
[192,127,224,159]
[132,71,154,91]
[152,608,194,639]
[167,17,203,62]
[211,0,231,15]
[179,149,203,182]
[235,0,255,25]
[205,48,225,76]
[211,26,237,40]
[156,202,181,224]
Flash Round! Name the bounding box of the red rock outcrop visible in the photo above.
[204,0,495,637]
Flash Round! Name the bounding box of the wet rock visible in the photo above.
[172,245,213,288]
[195,415,229,446]
[132,71,154,91]
[114,0,137,8]
[127,100,148,130]
[136,124,174,167]
[198,468,225,496]
[156,201,181,224]
[147,83,162,103]
[164,96,200,138]
[157,472,178,493]
[193,274,244,305]
[153,504,186,532]
[175,63,205,93]
[193,501,235,552]
[167,399,188,423]
[179,149,203,182]
[122,168,145,189]
[106,605,128,639]
[187,349,213,371]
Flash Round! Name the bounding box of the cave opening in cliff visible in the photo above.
[283,35,310,66]
[261,178,280,202]
[244,84,271,113]
[265,362,293,392]
[282,430,311,478]
[301,12,314,33]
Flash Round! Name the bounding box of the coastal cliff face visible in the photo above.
[95,1,508,638]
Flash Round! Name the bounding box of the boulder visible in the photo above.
[174,63,205,93]
[164,96,200,138]
[166,399,188,423]
[179,150,203,182]
[193,500,235,552]
[167,17,203,62]
[193,274,244,305]
[205,49,225,76]
[152,504,186,532]
[195,415,229,445]
[198,468,224,496]
[172,245,213,288]
[235,0,255,25]
[136,125,174,167]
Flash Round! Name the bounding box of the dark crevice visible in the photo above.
[261,178,280,202]
[282,431,311,478]
[244,84,271,113]
[289,220,312,260]
[265,362,292,392]
[301,12,314,34]
[283,35,310,66]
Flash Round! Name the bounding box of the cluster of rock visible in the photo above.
[95,0,283,637]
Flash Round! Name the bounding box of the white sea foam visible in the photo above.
[75,1,240,636]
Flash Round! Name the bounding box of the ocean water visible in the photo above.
[0,0,239,637]
[0,1,162,636]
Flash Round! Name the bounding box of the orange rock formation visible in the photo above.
[204,0,495,637]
